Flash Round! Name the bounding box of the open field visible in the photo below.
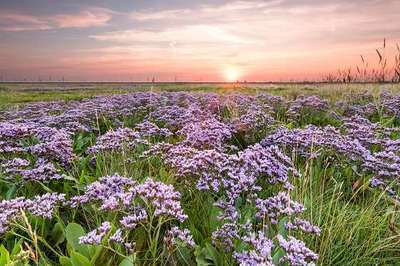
[1,83,400,265]
[2,82,400,106]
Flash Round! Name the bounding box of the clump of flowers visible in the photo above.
[87,128,148,154]
[79,222,112,245]
[277,235,319,265]
[177,118,234,149]
[68,175,193,256]
[134,121,172,138]
[155,140,319,265]
[0,193,65,234]
[0,123,74,183]
[233,230,274,266]
[286,95,329,121]
[164,226,195,249]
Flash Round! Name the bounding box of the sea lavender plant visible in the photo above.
[233,230,274,266]
[79,222,112,245]
[286,95,329,121]
[277,235,319,265]
[87,128,147,154]
[164,226,195,249]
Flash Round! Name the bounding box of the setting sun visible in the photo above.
[224,67,240,82]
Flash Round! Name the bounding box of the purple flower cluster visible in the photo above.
[79,222,111,245]
[164,226,195,248]
[177,118,234,149]
[88,128,147,154]
[262,125,371,161]
[233,230,274,266]
[285,218,321,235]
[232,104,275,137]
[0,193,65,234]
[155,139,318,264]
[0,123,73,182]
[68,174,134,208]
[67,175,190,251]
[211,223,240,250]
[72,174,186,221]
[135,178,188,222]
[287,95,329,120]
[263,123,400,199]
[134,121,172,138]
[120,208,148,229]
[0,197,28,234]
[277,235,319,265]
[255,192,305,224]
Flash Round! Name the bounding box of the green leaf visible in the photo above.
[119,256,135,266]
[89,245,103,265]
[59,256,73,266]
[0,245,10,265]
[195,243,223,266]
[65,223,90,258]
[272,247,285,265]
[52,222,66,245]
[5,185,16,199]
[205,243,223,265]
[278,217,288,238]
[70,251,91,266]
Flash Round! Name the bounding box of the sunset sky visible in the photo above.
[0,0,399,82]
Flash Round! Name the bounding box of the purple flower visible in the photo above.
[0,197,29,234]
[109,229,124,243]
[120,208,148,229]
[134,178,188,222]
[0,193,64,234]
[285,218,321,236]
[79,222,111,245]
[88,128,147,154]
[134,121,172,138]
[234,230,274,266]
[164,226,195,248]
[287,95,329,120]
[27,193,66,218]
[177,118,233,149]
[255,192,305,224]
[277,234,318,265]
[68,174,135,208]
[212,223,240,251]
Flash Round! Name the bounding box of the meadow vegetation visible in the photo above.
[0,83,400,265]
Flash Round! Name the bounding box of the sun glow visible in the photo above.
[224,67,240,82]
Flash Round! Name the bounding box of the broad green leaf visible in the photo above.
[70,251,91,266]
[205,243,223,266]
[52,222,66,245]
[65,223,90,258]
[272,247,285,265]
[195,244,223,266]
[119,256,135,266]
[59,256,73,266]
[0,245,10,265]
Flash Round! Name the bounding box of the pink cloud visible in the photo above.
[51,8,113,28]
[0,11,50,31]
[0,8,113,32]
